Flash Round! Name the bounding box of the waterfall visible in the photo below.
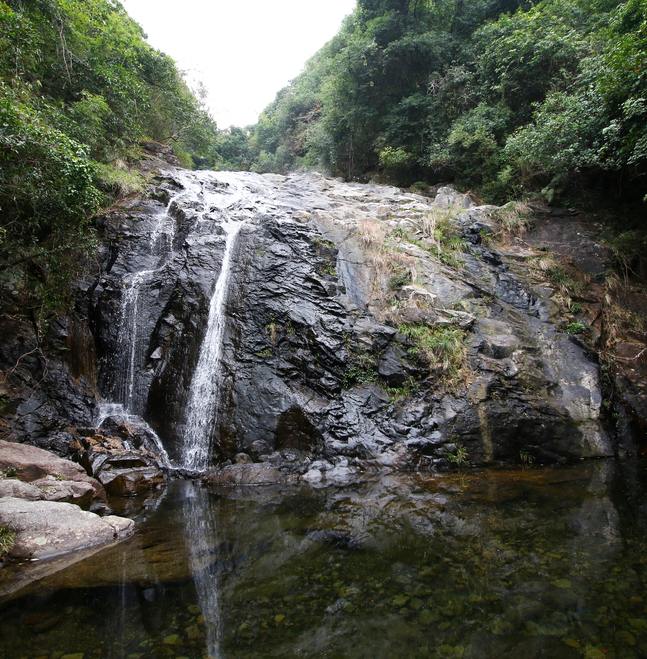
[96,187,186,467]
[98,169,250,469]
[96,401,171,468]
[114,269,154,410]
[180,220,243,470]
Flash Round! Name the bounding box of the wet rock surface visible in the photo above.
[88,169,619,469]
[1,169,643,474]
[73,429,166,496]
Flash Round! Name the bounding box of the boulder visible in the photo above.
[0,476,94,508]
[31,476,95,508]
[0,479,43,501]
[0,440,105,501]
[0,497,133,560]
[75,433,165,496]
[203,463,296,486]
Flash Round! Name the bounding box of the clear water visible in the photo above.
[2,461,647,659]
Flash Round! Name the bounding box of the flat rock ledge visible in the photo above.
[202,463,298,486]
[0,477,94,508]
[0,497,133,561]
[0,439,105,501]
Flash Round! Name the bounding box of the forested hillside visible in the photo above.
[230,0,646,216]
[2,0,646,314]
[0,0,217,311]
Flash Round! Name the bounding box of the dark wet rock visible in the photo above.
[0,497,133,560]
[234,452,253,464]
[202,463,297,486]
[307,529,363,550]
[81,171,624,468]
[1,169,635,474]
[378,345,410,387]
[75,432,165,496]
[140,141,180,166]
[248,439,271,460]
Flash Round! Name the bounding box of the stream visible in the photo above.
[1,460,646,659]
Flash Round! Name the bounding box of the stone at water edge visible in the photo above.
[0,497,133,560]
[0,439,105,501]
[0,479,43,501]
[30,477,94,508]
[0,476,94,508]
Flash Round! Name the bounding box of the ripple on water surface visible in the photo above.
[1,460,647,659]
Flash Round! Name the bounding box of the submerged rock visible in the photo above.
[202,463,296,486]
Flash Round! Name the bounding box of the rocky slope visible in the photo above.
[2,162,644,479]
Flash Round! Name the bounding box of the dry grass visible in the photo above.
[489,201,534,242]
[358,219,387,250]
[421,207,456,251]
[357,219,418,299]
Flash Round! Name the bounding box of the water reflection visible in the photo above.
[182,482,224,658]
[1,461,646,659]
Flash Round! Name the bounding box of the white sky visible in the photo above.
[123,0,357,128]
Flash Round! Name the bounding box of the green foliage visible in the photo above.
[519,449,534,465]
[389,264,412,289]
[446,444,469,467]
[343,351,378,388]
[398,323,467,373]
[0,0,219,309]
[565,321,587,334]
[93,163,146,199]
[0,86,101,308]
[232,0,647,215]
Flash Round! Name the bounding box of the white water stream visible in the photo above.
[180,220,243,470]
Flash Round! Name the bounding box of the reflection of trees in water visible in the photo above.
[182,483,223,659]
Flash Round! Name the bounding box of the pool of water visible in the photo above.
[1,460,647,659]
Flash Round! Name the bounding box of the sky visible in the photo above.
[124,0,357,129]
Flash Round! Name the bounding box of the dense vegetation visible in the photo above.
[0,0,217,311]
[227,0,646,217]
[2,0,646,315]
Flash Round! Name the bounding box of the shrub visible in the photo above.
[0,526,15,558]
[399,324,468,374]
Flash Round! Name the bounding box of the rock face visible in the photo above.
[0,497,133,560]
[85,170,615,470]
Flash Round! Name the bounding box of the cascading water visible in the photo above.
[98,168,252,469]
[180,220,243,470]
[115,269,154,410]
[109,190,182,415]
[96,185,187,467]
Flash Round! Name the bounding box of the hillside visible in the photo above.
[0,0,218,312]
[229,0,647,215]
